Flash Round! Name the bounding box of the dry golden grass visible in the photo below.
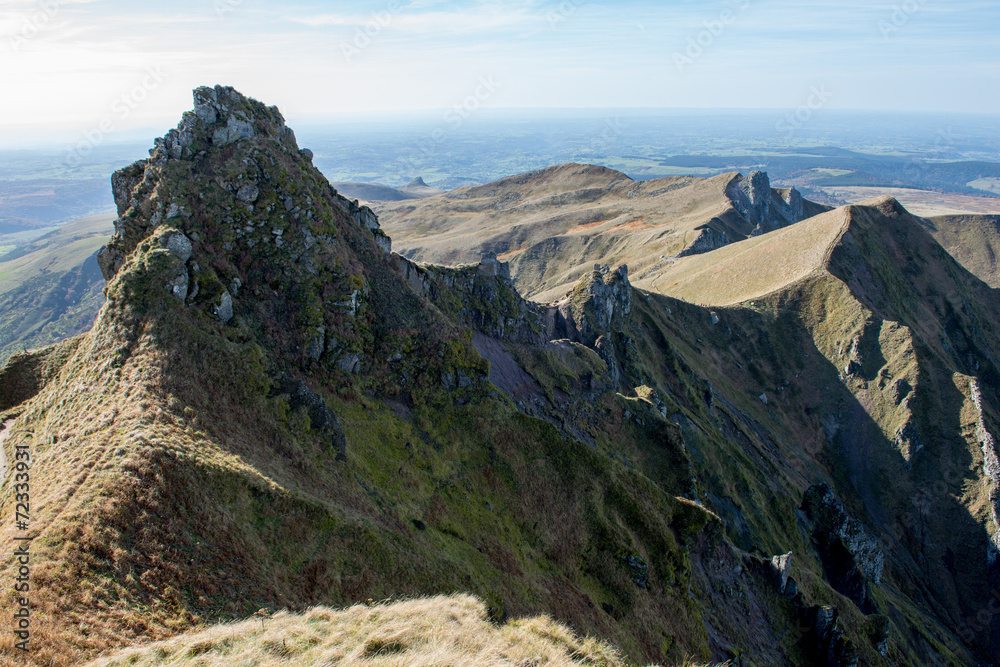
[84,594,625,667]
[926,213,1000,288]
[84,594,730,667]
[376,165,743,299]
[642,206,849,306]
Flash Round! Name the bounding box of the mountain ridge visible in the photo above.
[1,85,999,667]
[376,162,829,302]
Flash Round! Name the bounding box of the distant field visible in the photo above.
[0,214,113,294]
[968,177,1000,195]
[818,186,1000,216]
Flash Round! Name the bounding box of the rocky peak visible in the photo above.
[726,170,805,236]
[583,263,632,337]
[546,263,632,347]
[93,85,394,371]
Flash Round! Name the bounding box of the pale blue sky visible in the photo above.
[0,0,997,143]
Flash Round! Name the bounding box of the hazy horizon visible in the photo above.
[1,0,998,150]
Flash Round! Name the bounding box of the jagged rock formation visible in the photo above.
[396,181,1000,664]
[726,170,805,235]
[802,484,883,613]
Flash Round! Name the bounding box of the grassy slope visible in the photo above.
[638,195,1000,664]
[639,206,848,305]
[377,165,794,301]
[924,214,1000,288]
[83,595,723,667]
[83,594,630,667]
[0,269,716,665]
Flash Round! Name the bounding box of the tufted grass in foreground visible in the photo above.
[84,593,730,667]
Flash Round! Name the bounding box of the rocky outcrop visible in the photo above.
[547,264,631,346]
[345,198,391,253]
[768,551,796,597]
[677,226,731,257]
[726,171,805,237]
[802,484,883,613]
[806,605,859,667]
[539,264,636,391]
[279,378,347,461]
[971,378,1000,564]
[395,253,546,344]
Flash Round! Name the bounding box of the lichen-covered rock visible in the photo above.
[159,230,193,263]
[236,183,260,204]
[214,290,233,323]
[336,352,361,375]
[396,254,546,345]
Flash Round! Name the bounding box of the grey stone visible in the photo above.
[769,552,793,594]
[623,554,649,588]
[300,148,314,161]
[306,327,325,362]
[194,100,217,124]
[236,183,260,203]
[166,268,189,301]
[213,115,255,145]
[214,290,234,323]
[336,353,361,374]
[441,371,456,390]
[478,251,512,281]
[160,231,193,263]
[353,206,380,231]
